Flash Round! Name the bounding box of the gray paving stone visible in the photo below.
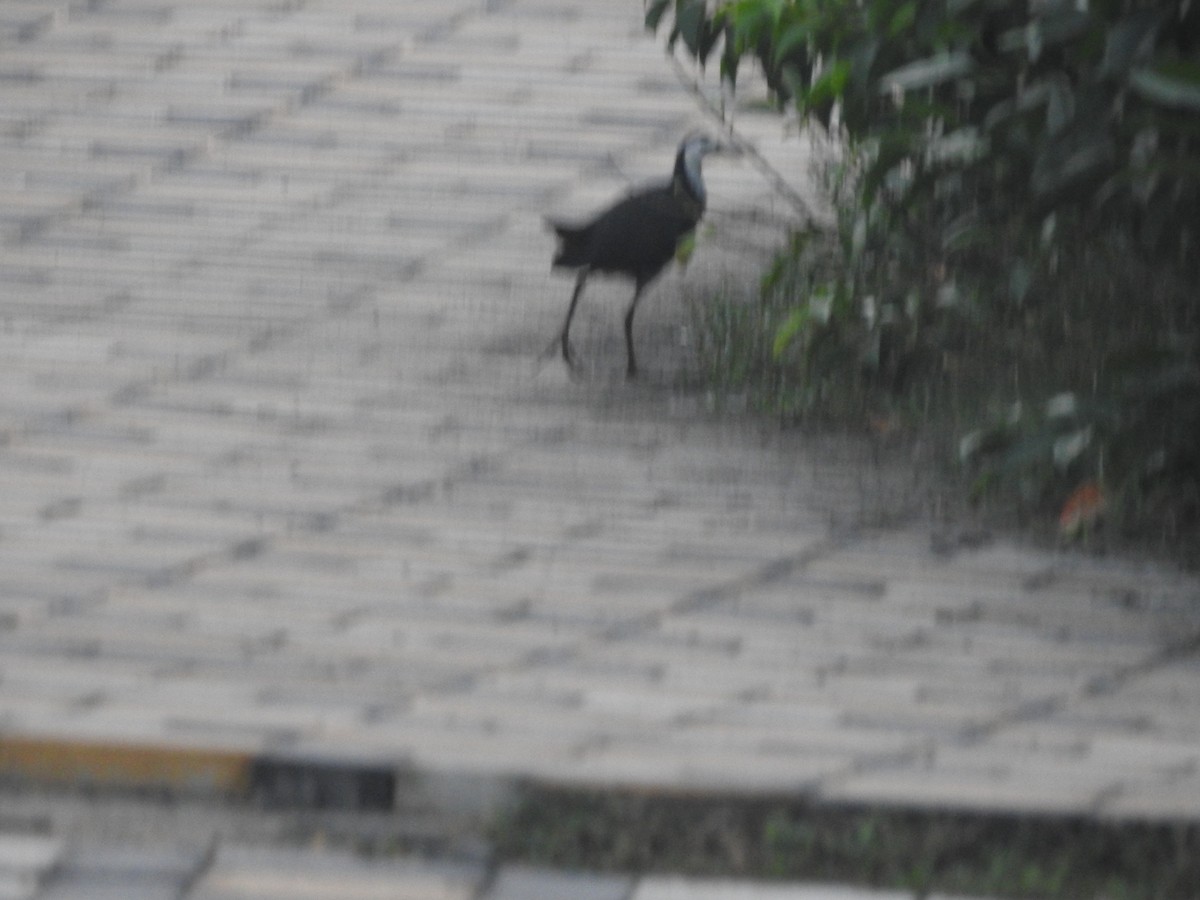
[37,841,209,900]
[483,865,633,900]
[40,877,187,900]
[188,846,482,900]
[631,878,912,900]
[0,877,36,900]
[0,832,61,900]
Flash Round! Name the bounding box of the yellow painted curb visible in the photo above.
[0,736,256,794]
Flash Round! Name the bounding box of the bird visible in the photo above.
[545,132,723,379]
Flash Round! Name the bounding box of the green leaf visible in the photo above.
[941,217,994,252]
[1045,76,1074,135]
[811,282,839,324]
[1130,62,1200,112]
[846,35,880,96]
[997,427,1059,473]
[1008,258,1032,305]
[674,231,697,267]
[772,306,811,360]
[861,131,914,204]
[806,59,850,109]
[780,62,806,103]
[1032,125,1115,196]
[888,2,916,38]
[961,430,987,463]
[926,127,986,164]
[676,0,708,57]
[878,51,973,94]
[1100,10,1163,79]
[723,7,760,55]
[720,47,741,87]
[1052,426,1093,469]
[771,21,810,69]
[698,17,723,61]
[1045,392,1077,419]
[1035,10,1091,46]
[983,79,1056,132]
[968,469,1000,502]
[644,0,672,32]
[959,425,1014,463]
[997,11,1090,62]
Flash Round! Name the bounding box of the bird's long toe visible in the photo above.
[560,338,577,369]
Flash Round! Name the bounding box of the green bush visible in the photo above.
[650,0,1199,554]
[649,0,1200,249]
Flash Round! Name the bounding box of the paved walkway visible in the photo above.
[0,828,921,900]
[0,788,933,900]
[1,0,1199,869]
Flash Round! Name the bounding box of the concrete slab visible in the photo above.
[483,865,633,900]
[0,0,1197,832]
[631,878,911,900]
[188,846,481,900]
[0,832,60,900]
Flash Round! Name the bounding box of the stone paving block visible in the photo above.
[59,844,209,880]
[0,876,36,900]
[288,727,579,784]
[632,877,912,900]
[483,865,633,900]
[39,873,188,900]
[558,738,844,794]
[675,715,920,766]
[0,832,61,900]
[822,762,1115,817]
[189,846,482,900]
[0,655,153,706]
[1105,767,1200,818]
[1001,724,1200,773]
[34,841,208,900]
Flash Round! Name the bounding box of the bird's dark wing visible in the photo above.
[545,216,596,269]
[581,185,701,282]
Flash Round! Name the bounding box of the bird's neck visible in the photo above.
[673,145,707,208]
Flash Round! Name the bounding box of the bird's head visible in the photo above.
[676,132,725,205]
[680,132,724,164]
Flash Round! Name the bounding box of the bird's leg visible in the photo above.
[623,283,645,379]
[558,270,588,369]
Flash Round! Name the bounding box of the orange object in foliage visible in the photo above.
[1059,482,1106,536]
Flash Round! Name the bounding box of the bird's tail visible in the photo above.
[544,217,592,269]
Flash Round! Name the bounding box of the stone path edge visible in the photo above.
[6,732,1200,830]
[0,735,397,810]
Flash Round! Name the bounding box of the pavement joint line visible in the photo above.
[588,537,849,647]
[813,604,1200,809]
[0,520,843,809]
[180,835,222,899]
[427,535,850,685]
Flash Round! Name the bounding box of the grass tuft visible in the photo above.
[491,787,1200,899]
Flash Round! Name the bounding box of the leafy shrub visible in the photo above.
[649,0,1199,249]
[649,0,1199,554]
